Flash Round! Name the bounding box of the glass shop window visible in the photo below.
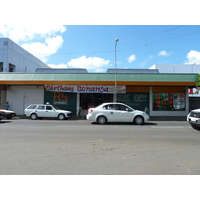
[153,93,185,111]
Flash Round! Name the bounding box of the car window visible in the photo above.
[118,105,127,111]
[52,105,60,110]
[114,104,121,110]
[27,105,37,109]
[103,104,115,110]
[37,105,45,110]
[46,106,52,110]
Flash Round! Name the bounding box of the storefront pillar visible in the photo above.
[149,87,152,116]
[185,87,189,113]
[76,93,80,116]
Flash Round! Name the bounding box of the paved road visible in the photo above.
[0,119,199,175]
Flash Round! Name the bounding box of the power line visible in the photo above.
[119,25,186,42]
[118,29,200,52]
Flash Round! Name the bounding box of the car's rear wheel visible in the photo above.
[134,115,144,125]
[30,113,38,120]
[58,113,66,120]
[97,116,107,124]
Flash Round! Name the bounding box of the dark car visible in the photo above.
[0,111,5,120]
[0,109,16,119]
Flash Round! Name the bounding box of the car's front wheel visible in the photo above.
[191,124,200,131]
[30,113,38,120]
[134,115,144,125]
[97,116,107,125]
[58,113,66,120]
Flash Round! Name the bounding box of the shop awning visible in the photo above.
[0,72,197,86]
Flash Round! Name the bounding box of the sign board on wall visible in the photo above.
[117,92,149,110]
[44,91,77,114]
[45,85,126,94]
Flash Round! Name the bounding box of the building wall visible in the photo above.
[7,86,44,115]
[0,38,49,72]
[150,64,200,73]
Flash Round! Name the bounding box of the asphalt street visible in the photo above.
[0,118,200,175]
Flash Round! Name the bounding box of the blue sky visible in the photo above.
[0,25,200,72]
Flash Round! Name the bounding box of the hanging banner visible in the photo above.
[45,85,126,94]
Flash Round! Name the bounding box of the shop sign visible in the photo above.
[188,88,200,97]
[45,85,126,94]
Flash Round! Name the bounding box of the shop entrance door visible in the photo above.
[80,93,113,110]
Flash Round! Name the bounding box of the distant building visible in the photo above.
[150,63,200,73]
[0,38,49,72]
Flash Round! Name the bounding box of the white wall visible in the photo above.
[150,64,200,73]
[0,38,49,72]
[7,86,44,115]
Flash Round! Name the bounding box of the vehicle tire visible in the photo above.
[97,116,107,125]
[30,113,38,120]
[191,124,200,131]
[134,115,144,125]
[58,113,66,120]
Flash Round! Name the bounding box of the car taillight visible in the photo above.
[88,109,93,113]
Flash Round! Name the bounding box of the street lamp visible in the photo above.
[192,63,195,73]
[114,38,119,102]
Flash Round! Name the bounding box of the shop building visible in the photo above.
[0,70,197,119]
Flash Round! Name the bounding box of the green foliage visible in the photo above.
[196,74,200,87]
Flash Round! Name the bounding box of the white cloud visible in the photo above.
[0,25,66,43]
[127,54,136,63]
[0,25,66,63]
[48,63,68,68]
[67,56,110,71]
[158,50,171,56]
[185,50,200,64]
[21,36,64,62]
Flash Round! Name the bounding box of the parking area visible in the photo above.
[0,119,199,175]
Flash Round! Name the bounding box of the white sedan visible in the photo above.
[86,102,149,125]
[187,109,200,130]
[24,103,72,120]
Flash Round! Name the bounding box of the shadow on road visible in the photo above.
[91,122,158,126]
[0,121,12,124]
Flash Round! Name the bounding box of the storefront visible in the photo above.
[0,72,197,118]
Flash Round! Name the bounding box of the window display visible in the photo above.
[153,93,185,111]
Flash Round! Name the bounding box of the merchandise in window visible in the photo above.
[153,93,185,111]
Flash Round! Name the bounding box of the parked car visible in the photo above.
[0,111,5,121]
[24,103,72,120]
[187,109,200,130]
[86,102,149,125]
[0,109,16,119]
